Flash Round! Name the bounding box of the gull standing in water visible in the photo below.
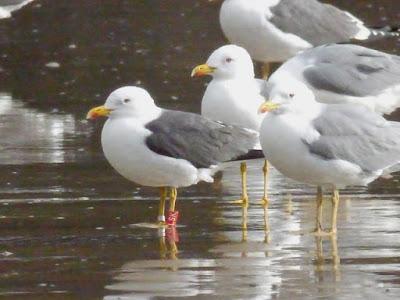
[259,80,400,235]
[191,45,269,208]
[87,86,259,227]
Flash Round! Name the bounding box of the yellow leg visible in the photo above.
[312,186,330,236]
[260,160,269,206]
[231,162,249,207]
[330,188,340,235]
[169,187,177,212]
[315,186,323,233]
[158,187,167,224]
[261,63,271,79]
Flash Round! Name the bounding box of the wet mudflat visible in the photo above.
[1,0,400,299]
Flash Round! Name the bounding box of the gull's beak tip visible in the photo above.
[86,105,111,120]
[258,101,279,114]
[86,110,97,120]
[191,64,215,78]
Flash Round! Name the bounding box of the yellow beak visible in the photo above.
[86,105,112,120]
[258,101,280,114]
[191,64,216,77]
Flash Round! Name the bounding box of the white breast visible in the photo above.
[101,117,206,188]
[201,79,264,131]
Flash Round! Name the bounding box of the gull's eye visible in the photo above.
[225,57,233,63]
[289,93,295,98]
[123,98,131,104]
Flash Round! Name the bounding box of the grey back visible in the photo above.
[270,0,361,45]
[145,110,259,168]
[301,44,400,97]
[305,104,400,173]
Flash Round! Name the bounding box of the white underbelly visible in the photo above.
[260,115,367,187]
[101,119,202,188]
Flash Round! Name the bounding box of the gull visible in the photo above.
[258,80,400,235]
[267,43,400,115]
[191,45,268,207]
[210,0,400,77]
[0,0,34,19]
[87,86,259,226]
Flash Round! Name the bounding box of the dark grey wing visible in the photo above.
[269,0,363,45]
[145,110,259,168]
[305,105,400,173]
[301,44,400,97]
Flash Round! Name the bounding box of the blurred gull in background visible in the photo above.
[267,44,400,115]
[259,80,400,235]
[211,0,400,77]
[0,0,34,19]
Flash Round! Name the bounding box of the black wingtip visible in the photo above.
[230,149,265,162]
[369,25,400,38]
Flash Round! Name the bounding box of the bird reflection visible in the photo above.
[245,203,271,244]
[159,226,179,261]
[212,205,271,258]
[314,235,341,281]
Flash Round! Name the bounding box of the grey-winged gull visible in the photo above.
[258,80,400,235]
[87,86,259,227]
[267,44,400,115]
[210,0,399,77]
[0,0,34,18]
[191,45,268,208]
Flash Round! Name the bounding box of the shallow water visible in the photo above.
[1,0,400,299]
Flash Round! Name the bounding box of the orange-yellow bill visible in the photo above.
[191,64,216,77]
[86,105,112,120]
[258,102,280,114]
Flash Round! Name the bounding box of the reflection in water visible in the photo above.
[159,227,179,261]
[0,92,89,165]
[104,211,343,300]
[1,0,400,298]
[105,227,282,300]
[314,236,341,278]
[102,162,400,299]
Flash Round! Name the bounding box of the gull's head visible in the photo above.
[191,44,254,80]
[87,86,158,120]
[259,80,317,114]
